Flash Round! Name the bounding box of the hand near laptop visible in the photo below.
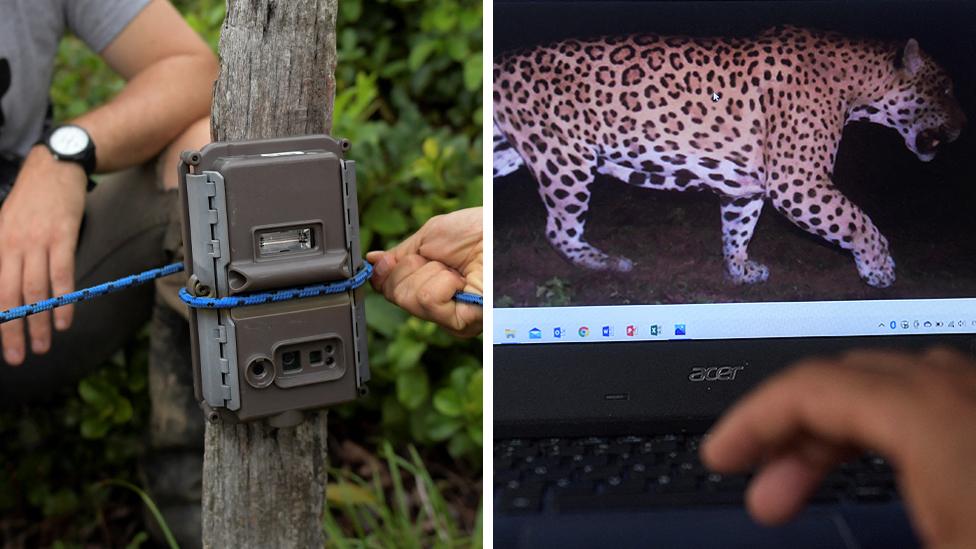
[366,207,482,338]
[702,347,976,548]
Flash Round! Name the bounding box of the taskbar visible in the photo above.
[493,298,976,345]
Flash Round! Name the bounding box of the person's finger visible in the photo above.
[414,267,467,331]
[49,240,75,331]
[383,228,425,263]
[0,253,26,365]
[365,250,383,265]
[383,256,473,331]
[415,209,483,270]
[367,251,397,291]
[379,253,426,300]
[381,256,442,315]
[22,251,51,354]
[744,436,851,525]
[701,359,914,474]
[746,451,830,525]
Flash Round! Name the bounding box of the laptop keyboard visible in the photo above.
[495,435,897,514]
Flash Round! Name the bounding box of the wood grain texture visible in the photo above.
[211,0,337,142]
[204,1,338,547]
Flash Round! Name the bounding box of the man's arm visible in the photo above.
[75,0,217,173]
[0,0,216,365]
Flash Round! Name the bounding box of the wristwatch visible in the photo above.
[41,124,97,191]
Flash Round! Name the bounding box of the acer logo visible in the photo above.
[688,366,745,382]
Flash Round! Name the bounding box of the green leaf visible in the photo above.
[407,39,437,71]
[465,369,483,414]
[340,0,362,22]
[447,431,476,458]
[432,387,463,417]
[365,292,408,337]
[466,422,483,446]
[78,378,110,408]
[80,417,110,439]
[387,336,428,372]
[326,482,378,506]
[396,370,429,410]
[422,137,439,159]
[112,397,133,424]
[463,53,482,91]
[445,36,469,61]
[125,532,150,549]
[41,488,79,517]
[381,395,407,427]
[363,197,409,236]
[425,414,462,441]
[98,479,179,549]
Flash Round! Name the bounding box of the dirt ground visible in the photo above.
[494,124,976,307]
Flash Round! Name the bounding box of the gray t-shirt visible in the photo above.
[0,0,150,158]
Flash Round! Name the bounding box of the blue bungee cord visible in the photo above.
[0,263,185,323]
[0,260,482,323]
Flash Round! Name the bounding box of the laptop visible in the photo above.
[492,1,976,547]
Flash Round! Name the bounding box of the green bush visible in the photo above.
[330,0,483,463]
[0,335,152,541]
[2,0,482,539]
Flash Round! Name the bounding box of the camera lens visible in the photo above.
[245,358,275,389]
[282,351,300,372]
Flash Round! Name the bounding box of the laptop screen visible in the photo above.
[493,1,976,346]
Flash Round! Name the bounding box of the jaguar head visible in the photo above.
[890,39,965,162]
[857,39,966,162]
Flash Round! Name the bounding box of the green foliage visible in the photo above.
[50,36,124,121]
[348,293,482,462]
[536,277,574,307]
[97,479,179,549]
[331,0,483,464]
[7,0,480,543]
[0,336,153,544]
[8,0,481,540]
[324,443,481,548]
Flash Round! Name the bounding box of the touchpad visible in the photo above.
[517,508,852,549]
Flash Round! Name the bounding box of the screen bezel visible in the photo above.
[493,0,976,438]
[494,333,976,438]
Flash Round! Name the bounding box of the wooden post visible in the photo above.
[202,1,338,547]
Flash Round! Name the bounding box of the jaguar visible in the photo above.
[492,26,966,287]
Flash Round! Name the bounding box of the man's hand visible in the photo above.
[365,207,482,337]
[0,147,86,364]
[700,347,976,548]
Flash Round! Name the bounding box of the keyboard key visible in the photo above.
[603,478,647,495]
[498,478,544,504]
[553,479,595,498]
[572,454,609,468]
[582,464,621,479]
[499,491,543,513]
[851,485,893,502]
[494,436,896,515]
[652,438,679,452]
[553,491,741,512]
[580,437,608,445]
[658,476,698,494]
[854,471,895,487]
[495,470,520,486]
[706,474,747,492]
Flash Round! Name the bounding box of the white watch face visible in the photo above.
[49,126,90,156]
